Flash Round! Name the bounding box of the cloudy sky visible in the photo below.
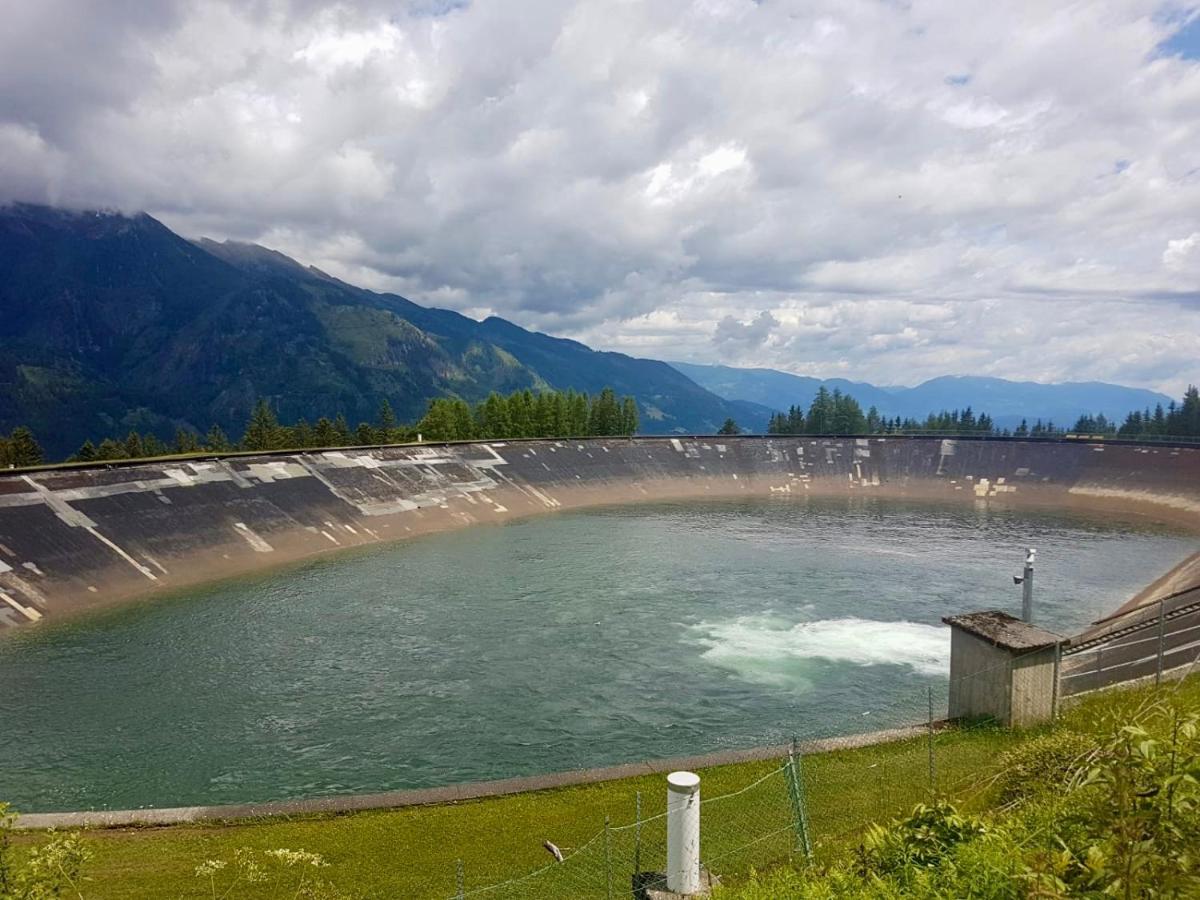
[2,1,1199,394]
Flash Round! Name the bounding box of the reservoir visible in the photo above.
[1,497,1193,813]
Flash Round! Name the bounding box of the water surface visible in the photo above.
[0,497,1192,812]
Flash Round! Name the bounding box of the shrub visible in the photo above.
[858,801,988,874]
[0,804,92,900]
[992,729,1094,806]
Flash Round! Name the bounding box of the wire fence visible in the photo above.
[431,634,1200,899]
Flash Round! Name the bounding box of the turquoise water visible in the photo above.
[0,497,1193,812]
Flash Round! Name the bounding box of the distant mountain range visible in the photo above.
[671,362,1176,431]
[0,204,767,457]
[0,203,1176,458]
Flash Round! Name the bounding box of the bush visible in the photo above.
[992,729,1094,806]
[0,804,92,900]
[858,801,989,875]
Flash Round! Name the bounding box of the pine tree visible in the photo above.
[292,418,314,448]
[620,396,639,436]
[95,438,125,460]
[333,413,351,445]
[478,393,512,438]
[313,417,337,447]
[72,440,98,463]
[451,399,475,440]
[242,400,281,451]
[205,424,231,452]
[122,431,145,460]
[376,400,399,443]
[717,418,740,435]
[8,427,44,467]
[355,422,376,445]
[173,428,200,454]
[142,433,168,457]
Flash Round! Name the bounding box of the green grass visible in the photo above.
[11,677,1198,899]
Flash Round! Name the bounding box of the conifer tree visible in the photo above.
[122,431,144,460]
[376,400,399,443]
[173,428,200,454]
[333,413,351,445]
[96,438,124,461]
[313,417,336,447]
[242,400,281,451]
[620,396,639,436]
[72,440,98,463]
[8,427,44,467]
[292,419,313,448]
[205,424,231,452]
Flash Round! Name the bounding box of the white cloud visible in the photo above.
[1,0,1198,395]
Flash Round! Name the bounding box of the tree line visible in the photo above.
[765,386,997,436]
[1071,385,1200,438]
[0,387,640,467]
[763,384,1200,440]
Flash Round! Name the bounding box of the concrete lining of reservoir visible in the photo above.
[13,722,934,830]
[1,435,1198,632]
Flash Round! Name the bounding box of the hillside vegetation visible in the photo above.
[0,204,760,458]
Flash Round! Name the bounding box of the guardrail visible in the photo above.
[1060,585,1200,697]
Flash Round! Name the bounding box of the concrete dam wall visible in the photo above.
[1,436,1198,632]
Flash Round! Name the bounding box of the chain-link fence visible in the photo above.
[431,631,1200,899]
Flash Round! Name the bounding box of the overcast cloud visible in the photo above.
[2,0,1199,393]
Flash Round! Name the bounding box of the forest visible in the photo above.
[0,387,638,467]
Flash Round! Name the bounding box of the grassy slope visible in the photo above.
[11,677,1197,898]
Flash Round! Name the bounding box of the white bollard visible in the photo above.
[666,771,701,894]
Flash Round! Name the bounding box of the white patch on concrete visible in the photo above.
[87,528,158,581]
[1068,485,1200,515]
[234,523,273,552]
[670,439,684,452]
[245,461,308,482]
[0,591,41,622]
[0,560,10,574]
[21,562,44,576]
[321,530,340,545]
[163,468,196,487]
[87,586,98,593]
[142,554,169,575]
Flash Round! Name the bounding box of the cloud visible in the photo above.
[1,0,1199,394]
[713,310,779,349]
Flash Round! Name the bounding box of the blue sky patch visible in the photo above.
[1159,11,1200,59]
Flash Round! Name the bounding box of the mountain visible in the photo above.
[672,363,1176,430]
[669,362,898,414]
[0,204,766,457]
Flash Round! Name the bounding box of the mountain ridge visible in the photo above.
[0,203,766,456]
[671,362,1176,430]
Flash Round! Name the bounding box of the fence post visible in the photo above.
[455,859,464,900]
[604,816,613,900]
[1051,641,1061,721]
[1156,599,1166,686]
[786,735,813,862]
[634,791,642,879]
[927,685,936,797]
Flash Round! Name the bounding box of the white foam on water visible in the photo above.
[693,616,950,681]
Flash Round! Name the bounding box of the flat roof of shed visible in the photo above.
[942,610,1062,652]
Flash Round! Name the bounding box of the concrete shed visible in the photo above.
[943,611,1063,727]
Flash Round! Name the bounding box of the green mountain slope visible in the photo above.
[0,204,764,456]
